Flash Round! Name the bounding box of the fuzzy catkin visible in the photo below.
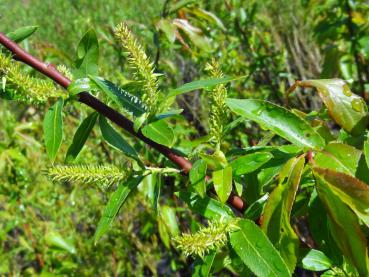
[47,164,127,190]
[0,53,64,104]
[114,23,160,116]
[174,220,238,257]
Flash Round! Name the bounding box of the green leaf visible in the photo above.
[160,206,179,237]
[230,152,273,176]
[168,76,243,98]
[141,119,175,147]
[296,79,369,135]
[212,166,232,203]
[176,191,234,220]
[94,175,143,243]
[43,98,64,162]
[189,159,207,198]
[89,76,147,117]
[314,173,369,276]
[67,77,99,95]
[45,231,76,254]
[226,99,325,149]
[314,142,361,175]
[313,167,369,227]
[6,26,38,43]
[99,115,141,164]
[364,138,369,169]
[156,19,177,43]
[244,193,269,221]
[229,219,291,277]
[66,112,98,162]
[192,251,216,277]
[74,29,99,78]
[302,249,333,272]
[261,155,305,272]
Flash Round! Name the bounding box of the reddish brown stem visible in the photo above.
[0,32,246,212]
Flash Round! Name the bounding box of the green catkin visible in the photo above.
[206,59,228,149]
[0,53,64,104]
[56,64,74,81]
[114,22,160,116]
[47,164,127,191]
[174,220,239,257]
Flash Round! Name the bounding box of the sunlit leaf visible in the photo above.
[66,112,98,162]
[43,98,63,162]
[313,167,369,227]
[229,219,291,277]
[230,152,273,176]
[295,79,369,135]
[302,249,333,272]
[212,166,232,203]
[141,119,175,147]
[45,231,76,254]
[226,99,325,149]
[7,26,38,43]
[261,155,305,272]
[74,29,99,78]
[314,173,369,276]
[189,159,207,198]
[94,175,143,243]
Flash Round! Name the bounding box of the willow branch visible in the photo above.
[0,32,246,212]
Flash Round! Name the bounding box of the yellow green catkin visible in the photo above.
[114,23,160,116]
[174,220,238,257]
[206,59,228,149]
[47,164,127,191]
[0,53,64,104]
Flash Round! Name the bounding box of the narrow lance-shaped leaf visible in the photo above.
[212,166,232,203]
[94,175,143,243]
[99,115,141,164]
[168,76,244,98]
[364,138,369,169]
[314,173,369,276]
[229,219,291,277]
[66,112,98,162]
[261,155,305,272]
[74,28,99,78]
[313,167,369,228]
[43,98,64,162]
[192,251,216,277]
[226,99,325,149]
[294,79,369,135]
[89,76,147,117]
[45,231,76,254]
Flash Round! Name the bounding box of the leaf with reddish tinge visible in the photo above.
[313,167,369,228]
[261,155,305,272]
[294,79,369,135]
[314,172,369,276]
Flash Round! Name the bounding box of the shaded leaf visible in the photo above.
[192,251,216,277]
[226,99,325,149]
[229,219,291,277]
[189,159,207,198]
[43,98,63,162]
[244,193,269,221]
[66,112,98,162]
[94,175,143,243]
[176,191,234,220]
